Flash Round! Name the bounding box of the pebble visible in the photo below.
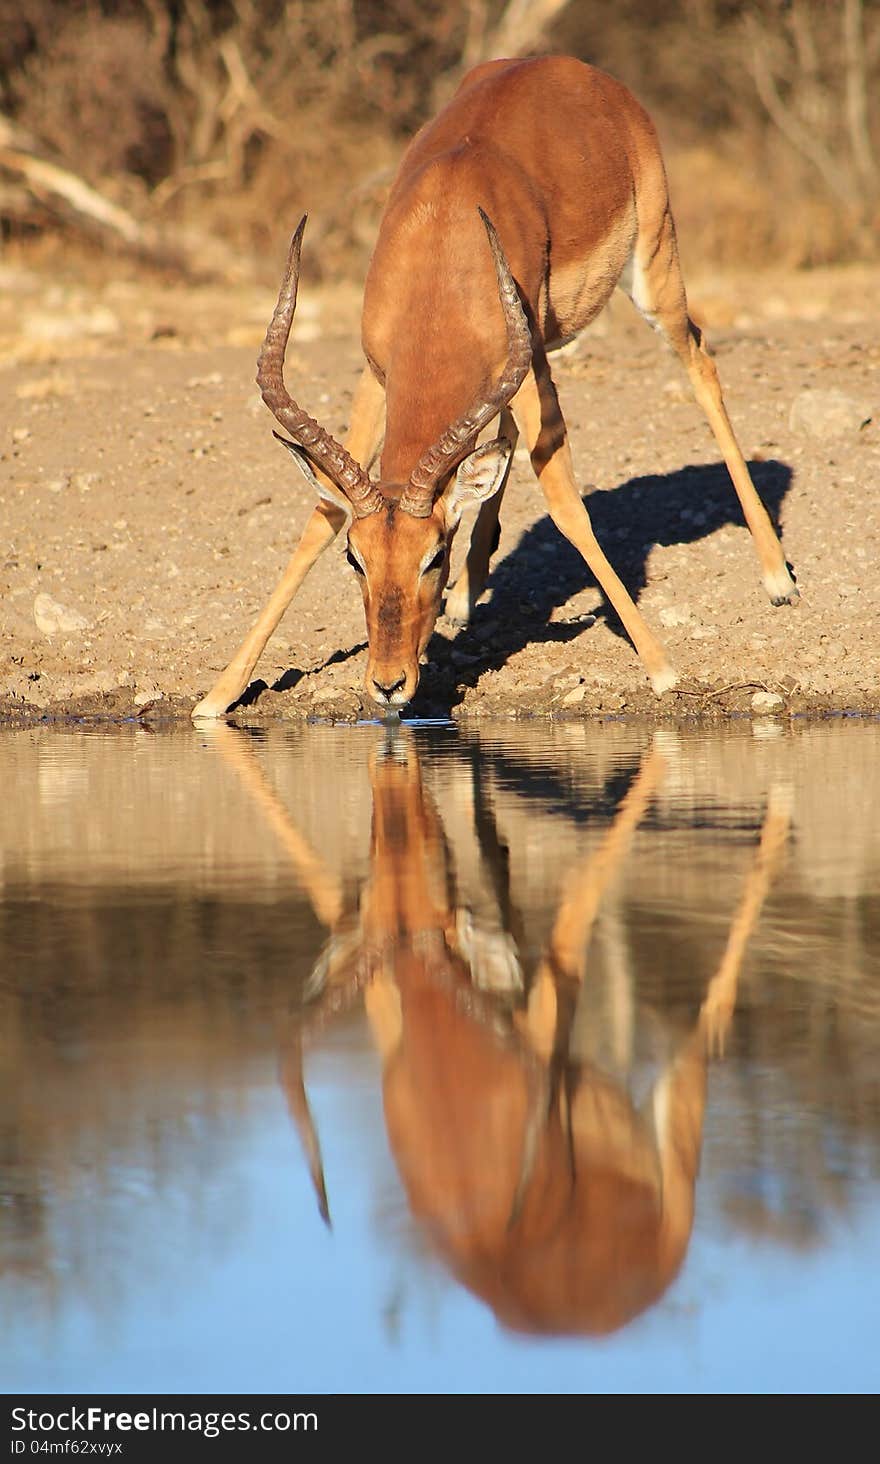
[789,389,873,439]
[133,680,162,706]
[659,605,692,628]
[751,690,784,712]
[33,592,92,636]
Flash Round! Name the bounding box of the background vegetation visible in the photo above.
[0,1,878,279]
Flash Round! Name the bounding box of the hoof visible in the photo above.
[765,566,799,606]
[443,582,479,628]
[443,594,473,629]
[191,696,230,721]
[650,665,679,696]
[771,586,800,607]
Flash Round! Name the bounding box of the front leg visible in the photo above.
[192,366,385,719]
[445,405,517,626]
[192,501,348,719]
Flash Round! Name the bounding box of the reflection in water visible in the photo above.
[218,728,789,1336]
[2,721,880,1390]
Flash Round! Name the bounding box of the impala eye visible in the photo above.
[424,547,446,574]
[346,548,365,576]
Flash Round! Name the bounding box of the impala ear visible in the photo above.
[273,431,353,514]
[439,437,513,527]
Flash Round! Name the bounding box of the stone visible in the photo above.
[751,690,784,712]
[659,605,692,628]
[133,679,162,706]
[33,592,92,636]
[789,389,873,439]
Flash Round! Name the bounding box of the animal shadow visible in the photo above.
[411,458,793,715]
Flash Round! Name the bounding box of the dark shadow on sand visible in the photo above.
[407,457,794,717]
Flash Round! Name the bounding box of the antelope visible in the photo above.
[192,53,798,718]
[208,723,791,1335]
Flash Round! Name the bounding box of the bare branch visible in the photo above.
[843,0,878,192]
[743,15,860,209]
[0,112,244,278]
[0,113,144,246]
[487,0,573,59]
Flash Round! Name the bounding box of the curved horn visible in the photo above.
[400,208,532,518]
[257,216,384,519]
[279,1023,331,1228]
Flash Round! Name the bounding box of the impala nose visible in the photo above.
[370,671,408,704]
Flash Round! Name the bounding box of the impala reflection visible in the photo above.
[210,725,790,1336]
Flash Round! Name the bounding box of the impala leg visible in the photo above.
[445,406,518,626]
[512,364,678,694]
[192,368,386,719]
[521,741,667,1059]
[192,502,348,719]
[628,211,798,606]
[699,782,792,1056]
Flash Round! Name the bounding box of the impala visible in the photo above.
[192,55,797,719]
[209,724,791,1335]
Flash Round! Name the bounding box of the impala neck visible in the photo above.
[378,337,498,486]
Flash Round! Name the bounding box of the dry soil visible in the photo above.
[1,248,878,726]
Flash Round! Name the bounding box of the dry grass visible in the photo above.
[1,1,878,277]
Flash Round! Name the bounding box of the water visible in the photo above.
[2,719,879,1394]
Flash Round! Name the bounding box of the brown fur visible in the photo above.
[193,56,797,721]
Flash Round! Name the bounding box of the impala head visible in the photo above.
[257,211,531,708]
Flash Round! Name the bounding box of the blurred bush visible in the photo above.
[0,0,877,276]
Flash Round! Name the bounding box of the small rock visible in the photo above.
[789,389,873,439]
[751,690,784,712]
[659,605,692,628]
[33,592,92,636]
[133,680,162,706]
[561,684,587,705]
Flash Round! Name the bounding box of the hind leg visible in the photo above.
[625,202,798,606]
[511,362,677,694]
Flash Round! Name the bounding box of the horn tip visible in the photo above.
[477,205,497,241]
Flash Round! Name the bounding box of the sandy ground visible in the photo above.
[1,246,878,725]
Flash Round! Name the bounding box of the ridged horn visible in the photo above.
[399,208,532,518]
[257,216,384,519]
